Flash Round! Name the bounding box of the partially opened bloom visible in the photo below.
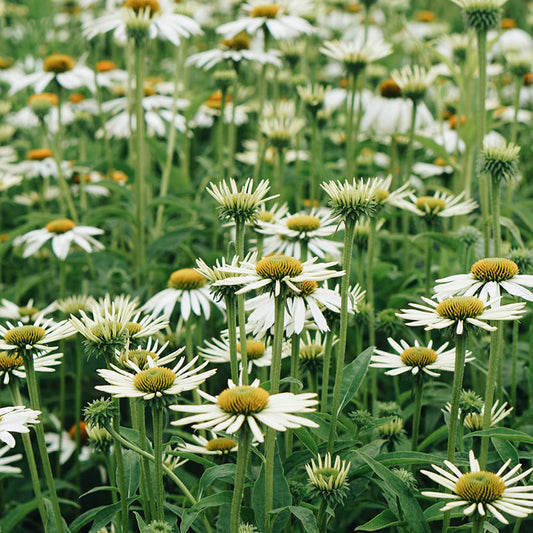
[96,354,216,402]
[463,400,513,431]
[116,338,184,370]
[435,258,533,305]
[170,378,318,443]
[13,218,104,261]
[0,406,41,448]
[0,317,74,352]
[371,338,474,377]
[451,0,508,33]
[397,295,526,335]
[422,449,533,524]
[306,453,351,503]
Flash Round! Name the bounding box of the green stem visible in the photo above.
[366,218,377,409]
[264,294,287,533]
[8,381,48,527]
[491,178,501,257]
[510,76,522,144]
[227,71,239,176]
[446,334,466,463]
[74,340,82,488]
[226,295,239,383]
[22,351,64,532]
[112,400,129,533]
[511,317,519,413]
[235,220,248,385]
[317,499,328,533]
[320,331,334,412]
[217,87,227,180]
[425,235,432,296]
[411,374,423,452]
[229,427,252,533]
[327,218,356,452]
[274,147,285,199]
[346,72,359,177]
[285,333,300,456]
[57,262,67,476]
[153,405,165,521]
[404,99,418,183]
[310,113,320,202]
[471,514,483,533]
[479,324,503,469]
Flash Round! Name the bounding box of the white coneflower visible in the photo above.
[0,406,41,448]
[306,453,351,502]
[0,445,22,474]
[260,116,306,150]
[170,378,318,443]
[13,218,104,261]
[397,191,478,220]
[478,139,520,182]
[422,449,533,525]
[390,65,437,101]
[0,349,63,384]
[434,258,533,305]
[116,338,185,370]
[397,295,526,335]
[0,298,55,323]
[451,0,508,33]
[0,317,74,352]
[463,400,513,431]
[371,338,474,377]
[176,433,239,455]
[297,84,328,113]
[96,354,216,402]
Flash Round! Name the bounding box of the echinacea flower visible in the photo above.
[390,65,437,101]
[0,298,55,323]
[0,317,74,352]
[306,453,351,503]
[451,0,508,33]
[96,354,216,401]
[371,337,474,377]
[422,449,533,524]
[115,338,184,370]
[434,257,533,305]
[13,218,104,261]
[0,349,63,384]
[397,191,478,220]
[170,378,318,443]
[0,406,41,448]
[176,433,239,455]
[397,295,526,335]
[463,400,513,431]
[0,445,22,474]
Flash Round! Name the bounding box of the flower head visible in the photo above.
[422,449,533,524]
[478,139,520,182]
[306,453,351,504]
[463,400,512,431]
[176,433,239,455]
[451,0,508,32]
[170,378,318,443]
[390,65,437,101]
[398,191,477,221]
[0,406,41,448]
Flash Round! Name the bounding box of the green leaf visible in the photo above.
[199,463,236,494]
[355,509,405,531]
[491,437,520,467]
[500,216,524,247]
[180,491,233,532]
[1,499,41,532]
[468,427,533,444]
[123,449,141,498]
[293,427,318,455]
[357,453,430,533]
[337,346,373,415]
[70,502,121,532]
[269,506,318,533]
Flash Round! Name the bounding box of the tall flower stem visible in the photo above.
[320,331,334,412]
[317,499,328,533]
[491,178,502,256]
[327,218,356,453]
[285,333,300,456]
[152,404,165,521]
[511,317,519,413]
[229,427,252,533]
[133,39,147,283]
[217,87,228,180]
[366,218,377,408]
[510,75,522,145]
[227,72,239,176]
[22,351,64,533]
[74,340,83,488]
[264,293,287,533]
[274,147,286,199]
[112,400,129,533]
[57,261,67,476]
[8,381,47,527]
[442,333,466,533]
[346,72,359,177]
[479,324,503,469]
[471,514,484,533]
[310,113,321,202]
[225,294,239,383]
[235,219,248,385]
[411,374,424,451]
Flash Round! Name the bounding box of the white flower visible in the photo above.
[13,218,104,261]
[115,338,185,370]
[306,453,351,494]
[82,0,202,45]
[0,445,22,474]
[397,295,526,335]
[176,433,239,455]
[371,338,474,377]
[0,349,63,385]
[170,378,318,443]
[463,400,513,431]
[396,191,478,219]
[0,406,41,448]
[422,449,533,525]
[0,317,74,352]
[0,298,55,323]
[143,268,221,321]
[320,37,392,72]
[96,354,216,401]
[214,254,343,297]
[390,65,437,100]
[216,0,315,40]
[435,258,533,306]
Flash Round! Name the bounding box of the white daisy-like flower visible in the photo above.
[390,65,437,101]
[397,191,478,219]
[0,406,41,448]
[0,317,74,352]
[115,338,184,370]
[216,0,315,40]
[421,449,533,525]
[371,338,474,377]
[82,0,202,45]
[434,258,533,306]
[236,141,309,167]
[0,298,55,323]
[463,400,513,431]
[143,268,221,321]
[170,378,318,443]
[176,433,239,455]
[0,349,63,385]
[13,218,104,261]
[15,149,70,180]
[0,445,23,474]
[257,208,342,261]
[397,295,526,335]
[96,354,216,401]
[214,254,343,297]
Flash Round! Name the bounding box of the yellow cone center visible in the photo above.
[205,437,237,452]
[217,385,269,415]
[123,0,161,13]
[168,269,207,290]
[27,148,53,160]
[400,346,438,367]
[133,367,176,393]
[45,218,76,234]
[4,325,46,346]
[471,258,519,282]
[415,196,446,213]
[286,215,321,232]
[0,352,24,371]
[237,340,266,360]
[455,472,505,503]
[44,54,75,73]
[250,4,281,18]
[255,256,303,280]
[436,296,485,320]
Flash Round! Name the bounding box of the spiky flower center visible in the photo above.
[415,196,446,213]
[4,325,46,347]
[255,256,303,280]
[28,93,58,107]
[123,0,161,13]
[18,306,39,317]
[44,54,75,73]
[96,60,117,72]
[380,78,402,98]
[299,343,324,360]
[471,258,519,282]
[374,189,390,203]
[126,322,142,336]
[133,367,176,393]
[400,347,438,367]
[455,472,505,503]
[28,148,53,160]
[314,467,339,480]
[286,215,321,232]
[221,33,250,51]
[257,211,274,223]
[250,4,281,18]
[121,349,158,368]
[0,352,24,371]
[298,280,318,296]
[168,268,207,290]
[90,321,124,341]
[415,10,436,22]
[436,297,485,320]
[237,340,265,360]
[217,385,269,415]
[205,437,237,451]
[45,218,76,234]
